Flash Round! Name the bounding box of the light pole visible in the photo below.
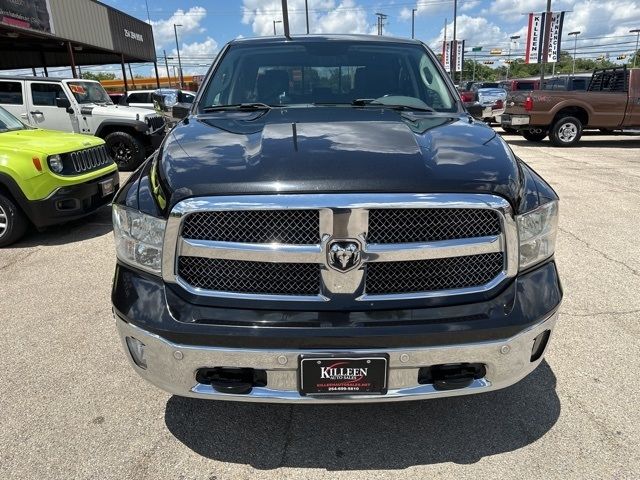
[631,29,640,68]
[506,35,520,81]
[411,8,417,39]
[305,0,309,34]
[173,24,184,88]
[273,19,282,35]
[568,31,580,75]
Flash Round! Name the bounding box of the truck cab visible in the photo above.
[0,77,167,170]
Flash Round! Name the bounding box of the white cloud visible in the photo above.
[460,0,481,12]
[150,6,208,49]
[242,0,371,36]
[175,37,219,57]
[400,1,450,21]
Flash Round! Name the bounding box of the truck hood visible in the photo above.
[0,128,102,155]
[159,107,521,207]
[80,103,158,119]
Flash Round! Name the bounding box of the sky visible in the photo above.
[24,0,640,77]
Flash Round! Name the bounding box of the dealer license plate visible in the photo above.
[99,178,115,197]
[299,355,388,395]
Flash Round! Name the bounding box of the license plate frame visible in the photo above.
[99,178,115,197]
[299,354,389,396]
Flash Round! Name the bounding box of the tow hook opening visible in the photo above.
[530,330,551,362]
[418,363,486,391]
[196,367,267,395]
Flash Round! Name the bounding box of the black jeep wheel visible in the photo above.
[522,128,547,142]
[0,193,28,247]
[105,131,146,171]
[501,126,518,134]
[549,116,582,147]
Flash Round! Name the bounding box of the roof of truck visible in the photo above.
[229,34,424,46]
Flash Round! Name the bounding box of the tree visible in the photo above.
[81,71,116,81]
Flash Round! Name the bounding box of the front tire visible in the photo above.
[0,193,28,247]
[522,129,547,142]
[549,116,582,147]
[105,131,146,171]
[502,126,518,134]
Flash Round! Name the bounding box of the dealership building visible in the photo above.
[0,0,159,89]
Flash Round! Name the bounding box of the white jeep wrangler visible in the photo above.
[0,76,166,170]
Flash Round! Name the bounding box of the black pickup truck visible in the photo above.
[112,35,561,403]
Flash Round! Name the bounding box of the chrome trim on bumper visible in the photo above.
[116,311,557,403]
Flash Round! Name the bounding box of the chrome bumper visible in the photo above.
[116,312,558,403]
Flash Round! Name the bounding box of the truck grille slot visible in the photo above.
[366,253,505,295]
[177,257,321,295]
[147,115,166,131]
[67,145,112,174]
[181,210,320,244]
[367,208,501,244]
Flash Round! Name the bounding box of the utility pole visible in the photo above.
[442,18,447,68]
[506,35,520,81]
[144,0,151,23]
[163,49,172,87]
[452,0,457,83]
[539,0,552,86]
[375,13,387,35]
[305,0,309,34]
[273,20,281,35]
[411,9,416,39]
[173,24,184,88]
[281,0,291,39]
[568,31,580,75]
[631,29,640,68]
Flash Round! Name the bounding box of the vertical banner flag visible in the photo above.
[525,12,544,64]
[525,11,565,64]
[547,12,565,63]
[455,40,465,72]
[444,40,452,72]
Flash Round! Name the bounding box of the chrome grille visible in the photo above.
[366,253,505,295]
[181,210,320,244]
[178,257,321,295]
[164,194,518,302]
[67,145,112,174]
[368,208,501,243]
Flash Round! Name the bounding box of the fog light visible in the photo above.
[126,336,147,369]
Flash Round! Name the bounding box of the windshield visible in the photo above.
[67,81,113,105]
[200,41,457,112]
[0,106,26,132]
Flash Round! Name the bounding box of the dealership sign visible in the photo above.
[0,0,54,34]
[443,40,465,73]
[525,11,565,64]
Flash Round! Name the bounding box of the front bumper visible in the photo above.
[116,311,558,403]
[23,171,119,228]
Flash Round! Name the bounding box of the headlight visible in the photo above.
[517,201,559,270]
[48,154,64,174]
[113,205,166,275]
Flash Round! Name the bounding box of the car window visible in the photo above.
[200,42,456,112]
[572,79,587,90]
[0,106,26,132]
[30,82,67,106]
[0,81,23,105]
[128,92,151,103]
[515,82,534,91]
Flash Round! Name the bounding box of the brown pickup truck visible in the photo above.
[501,67,640,146]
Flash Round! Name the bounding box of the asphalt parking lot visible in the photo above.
[1,131,639,479]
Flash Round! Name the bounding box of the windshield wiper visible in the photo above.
[202,103,273,112]
[351,98,434,112]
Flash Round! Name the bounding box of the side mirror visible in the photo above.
[466,103,484,120]
[56,97,71,109]
[172,104,190,120]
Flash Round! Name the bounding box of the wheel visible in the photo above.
[0,193,28,247]
[549,116,582,147]
[522,129,547,142]
[502,126,518,134]
[105,131,146,171]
